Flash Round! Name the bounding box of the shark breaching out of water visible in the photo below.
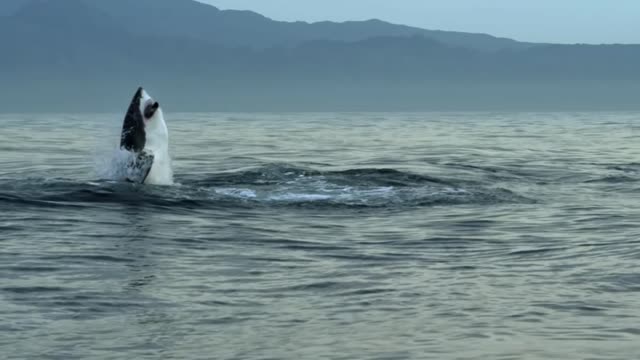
[119,87,173,185]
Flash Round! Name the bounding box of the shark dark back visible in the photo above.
[120,87,146,152]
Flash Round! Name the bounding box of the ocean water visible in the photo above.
[1,112,640,359]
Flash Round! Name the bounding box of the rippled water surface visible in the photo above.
[1,112,640,359]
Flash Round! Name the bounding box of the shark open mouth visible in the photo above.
[144,101,159,121]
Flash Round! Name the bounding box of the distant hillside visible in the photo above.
[1,0,531,52]
[1,0,640,112]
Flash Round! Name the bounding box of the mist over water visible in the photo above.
[1,112,640,359]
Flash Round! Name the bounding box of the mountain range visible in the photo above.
[1,0,640,112]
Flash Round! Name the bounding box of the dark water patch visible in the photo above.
[197,300,265,308]
[584,175,639,184]
[246,257,313,265]
[279,280,377,293]
[611,328,640,335]
[334,288,396,297]
[2,286,68,294]
[39,188,206,210]
[534,302,608,314]
[171,238,207,245]
[3,266,60,273]
[127,276,156,289]
[38,255,135,264]
[196,316,253,325]
[594,274,640,293]
[442,162,559,183]
[606,162,640,172]
[321,253,429,264]
[276,244,353,252]
[444,163,516,175]
[507,247,568,257]
[443,265,478,271]
[0,224,23,232]
[332,168,451,186]
[0,193,84,210]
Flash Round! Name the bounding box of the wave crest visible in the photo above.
[0,164,533,210]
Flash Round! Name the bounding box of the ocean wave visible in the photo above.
[184,163,460,187]
[0,164,534,211]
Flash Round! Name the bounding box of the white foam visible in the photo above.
[215,188,257,199]
[268,193,333,202]
[357,186,395,195]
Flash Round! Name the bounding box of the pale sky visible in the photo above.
[198,0,639,44]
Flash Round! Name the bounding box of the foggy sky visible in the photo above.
[199,0,640,44]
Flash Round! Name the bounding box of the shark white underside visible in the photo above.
[138,90,173,185]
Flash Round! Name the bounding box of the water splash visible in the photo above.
[93,147,136,182]
[92,147,174,185]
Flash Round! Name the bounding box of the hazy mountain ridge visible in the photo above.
[0,0,531,51]
[1,0,640,112]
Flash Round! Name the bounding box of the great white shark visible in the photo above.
[119,87,173,185]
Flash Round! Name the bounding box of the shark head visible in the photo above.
[120,86,168,154]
